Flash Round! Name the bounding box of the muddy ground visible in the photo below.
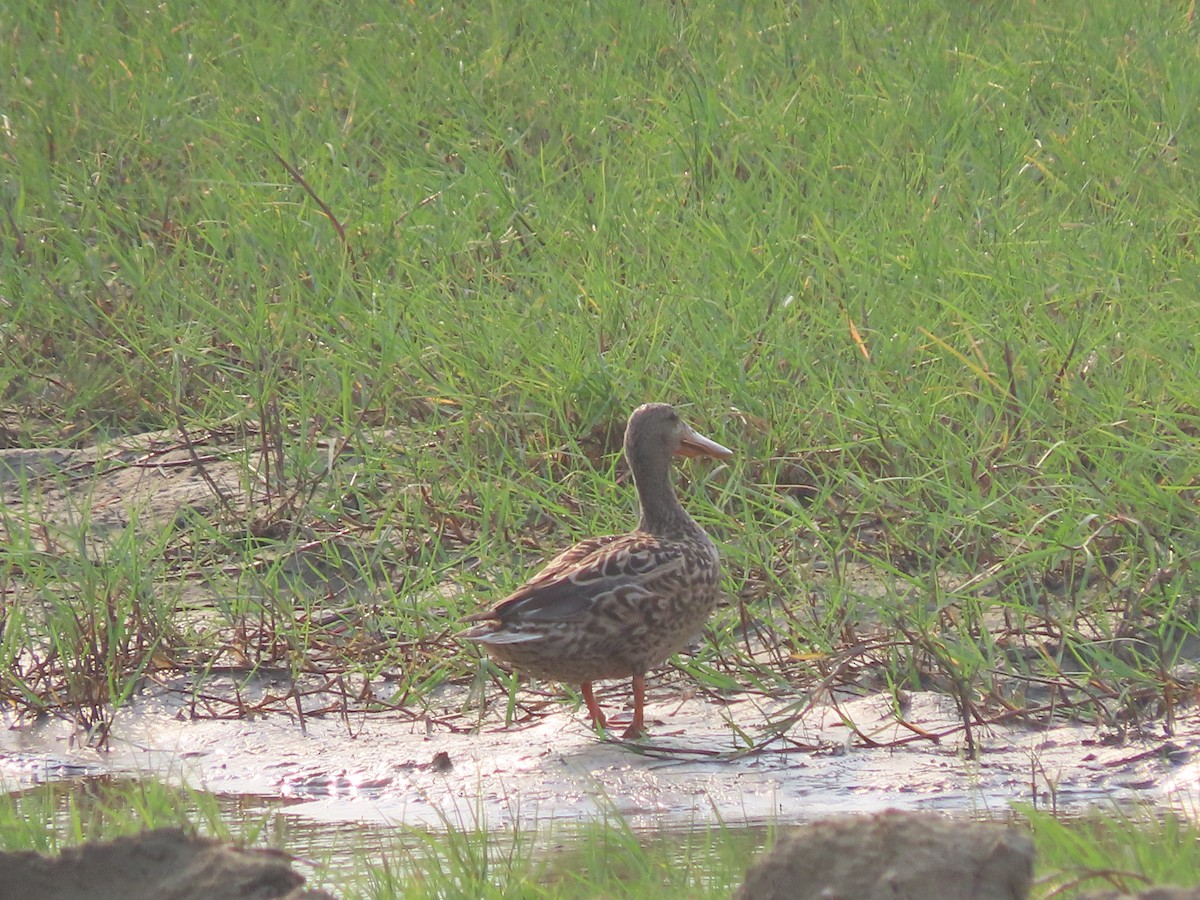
[3,682,1198,830]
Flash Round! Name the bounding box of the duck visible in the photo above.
[460,402,733,738]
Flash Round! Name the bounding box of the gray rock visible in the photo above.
[0,827,334,900]
[736,809,1034,900]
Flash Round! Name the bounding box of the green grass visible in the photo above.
[1,0,1198,773]
[0,778,240,853]
[0,778,765,898]
[1029,806,1200,896]
[3,779,1199,898]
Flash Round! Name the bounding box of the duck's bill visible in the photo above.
[676,426,734,459]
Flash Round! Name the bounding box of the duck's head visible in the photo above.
[624,403,733,465]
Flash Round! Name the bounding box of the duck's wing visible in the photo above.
[467,533,686,625]
[523,533,627,587]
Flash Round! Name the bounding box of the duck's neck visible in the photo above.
[632,451,697,536]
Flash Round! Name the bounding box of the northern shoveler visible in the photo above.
[460,403,732,738]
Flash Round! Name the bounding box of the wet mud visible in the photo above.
[3,684,1197,831]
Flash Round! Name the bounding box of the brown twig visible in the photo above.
[271,149,356,266]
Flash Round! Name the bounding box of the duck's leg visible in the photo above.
[620,674,646,739]
[581,682,607,730]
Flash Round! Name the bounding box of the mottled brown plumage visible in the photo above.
[460,403,733,738]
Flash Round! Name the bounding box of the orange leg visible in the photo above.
[581,682,607,730]
[621,674,646,739]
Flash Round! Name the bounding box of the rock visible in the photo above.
[0,827,335,900]
[735,809,1034,900]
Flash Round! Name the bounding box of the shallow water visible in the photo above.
[2,778,426,898]
[5,773,779,897]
